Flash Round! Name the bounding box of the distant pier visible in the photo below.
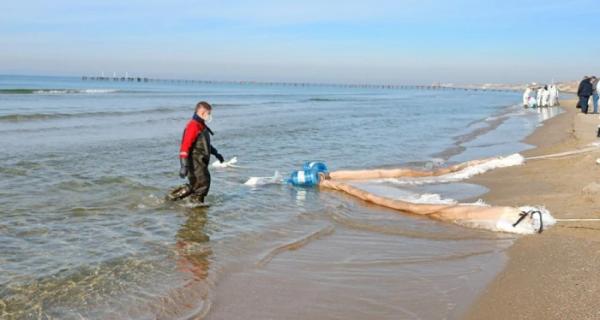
[81,75,520,93]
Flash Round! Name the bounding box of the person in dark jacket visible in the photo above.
[172,101,224,203]
[577,76,594,114]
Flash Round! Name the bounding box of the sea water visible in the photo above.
[0,75,561,319]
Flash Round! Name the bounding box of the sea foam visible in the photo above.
[457,206,556,235]
[383,153,524,185]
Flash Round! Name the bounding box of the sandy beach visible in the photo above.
[466,100,600,319]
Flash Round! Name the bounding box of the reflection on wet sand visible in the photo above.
[150,207,215,320]
[536,106,561,122]
[176,208,212,281]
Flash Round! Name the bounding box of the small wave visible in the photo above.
[484,110,526,122]
[93,176,157,190]
[69,206,112,215]
[176,198,211,209]
[303,96,378,103]
[327,211,496,240]
[397,193,457,205]
[306,97,340,102]
[0,166,28,176]
[436,104,522,160]
[0,112,74,122]
[327,248,501,267]
[0,88,120,94]
[54,179,95,191]
[0,255,180,319]
[134,194,167,210]
[257,225,335,267]
[213,103,245,107]
[0,106,181,122]
[303,97,360,102]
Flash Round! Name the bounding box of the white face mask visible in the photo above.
[204,113,213,123]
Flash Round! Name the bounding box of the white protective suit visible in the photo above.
[522,88,532,106]
[541,88,550,107]
[548,85,556,106]
[548,85,559,106]
[536,88,543,107]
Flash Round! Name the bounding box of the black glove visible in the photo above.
[215,153,224,163]
[179,158,189,178]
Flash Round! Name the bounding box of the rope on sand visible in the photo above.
[525,145,600,161]
[527,146,600,225]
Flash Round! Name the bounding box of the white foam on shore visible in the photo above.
[33,89,119,94]
[457,206,556,235]
[404,193,457,204]
[383,153,525,185]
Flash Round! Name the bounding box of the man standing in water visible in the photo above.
[173,101,224,203]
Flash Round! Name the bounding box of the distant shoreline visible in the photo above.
[80,75,524,92]
[1,73,579,93]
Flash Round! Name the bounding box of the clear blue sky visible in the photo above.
[2,0,599,84]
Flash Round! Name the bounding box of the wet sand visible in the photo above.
[465,100,600,319]
[205,213,510,320]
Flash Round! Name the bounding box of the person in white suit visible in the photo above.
[541,85,550,107]
[536,87,543,107]
[522,87,532,107]
[548,85,559,106]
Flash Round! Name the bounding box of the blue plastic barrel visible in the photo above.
[303,161,328,174]
[288,170,320,187]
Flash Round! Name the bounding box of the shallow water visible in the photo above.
[0,75,559,319]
